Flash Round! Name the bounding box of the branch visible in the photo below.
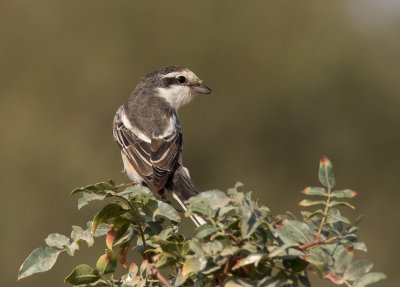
[150,263,171,287]
[127,200,148,252]
[316,163,333,238]
[298,236,325,250]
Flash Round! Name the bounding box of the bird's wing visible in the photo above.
[149,130,182,190]
[113,108,182,192]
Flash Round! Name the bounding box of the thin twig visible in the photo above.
[343,279,353,287]
[150,264,172,287]
[298,236,325,250]
[114,194,148,251]
[132,205,148,251]
[316,164,332,238]
[121,198,148,252]
[218,256,233,287]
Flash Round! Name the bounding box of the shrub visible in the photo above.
[18,157,386,286]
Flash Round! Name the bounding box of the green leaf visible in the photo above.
[301,187,327,196]
[269,243,299,258]
[343,235,367,252]
[227,181,244,194]
[258,277,290,287]
[71,225,94,247]
[18,247,63,280]
[121,184,153,198]
[329,201,355,209]
[128,262,139,278]
[343,260,373,281]
[194,224,218,239]
[66,242,79,256]
[173,268,186,286]
[93,222,110,237]
[353,272,387,287]
[91,202,128,234]
[327,208,351,225]
[355,214,364,226]
[303,246,332,268]
[301,209,324,220]
[276,219,314,245]
[156,252,178,268]
[70,181,116,196]
[299,275,311,287]
[77,192,107,209]
[96,250,117,275]
[221,245,239,257]
[139,259,150,278]
[298,199,326,207]
[333,246,354,273]
[233,253,266,269]
[151,236,180,257]
[187,190,231,216]
[241,209,260,238]
[64,264,100,285]
[224,277,257,287]
[331,189,357,198]
[155,200,181,222]
[201,240,224,255]
[112,223,131,246]
[318,156,335,188]
[147,221,163,234]
[241,243,258,254]
[114,225,139,246]
[45,233,70,249]
[65,222,107,255]
[182,255,207,278]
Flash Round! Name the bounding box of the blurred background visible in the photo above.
[2,1,399,286]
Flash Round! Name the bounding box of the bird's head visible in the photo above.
[139,66,212,110]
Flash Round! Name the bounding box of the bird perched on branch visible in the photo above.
[113,66,212,226]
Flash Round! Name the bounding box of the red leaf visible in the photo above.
[106,226,116,250]
[320,156,331,165]
[324,272,343,285]
[118,246,128,268]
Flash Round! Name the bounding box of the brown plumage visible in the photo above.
[112,66,212,226]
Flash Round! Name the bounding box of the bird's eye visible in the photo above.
[177,76,187,84]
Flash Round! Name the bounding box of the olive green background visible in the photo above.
[2,1,399,286]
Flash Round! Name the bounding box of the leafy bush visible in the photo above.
[18,157,386,286]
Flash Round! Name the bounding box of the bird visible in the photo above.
[112,66,212,226]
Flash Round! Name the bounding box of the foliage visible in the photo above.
[18,157,386,286]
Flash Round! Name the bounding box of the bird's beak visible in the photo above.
[191,84,213,94]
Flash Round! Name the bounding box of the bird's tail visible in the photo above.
[167,166,206,227]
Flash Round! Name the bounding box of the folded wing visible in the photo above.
[113,107,183,193]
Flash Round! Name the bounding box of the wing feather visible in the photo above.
[113,107,182,192]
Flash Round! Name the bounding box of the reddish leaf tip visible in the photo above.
[129,263,138,272]
[320,155,330,165]
[324,272,343,284]
[301,188,309,194]
[118,247,128,268]
[231,259,241,271]
[106,226,116,250]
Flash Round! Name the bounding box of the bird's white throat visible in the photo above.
[156,85,195,110]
